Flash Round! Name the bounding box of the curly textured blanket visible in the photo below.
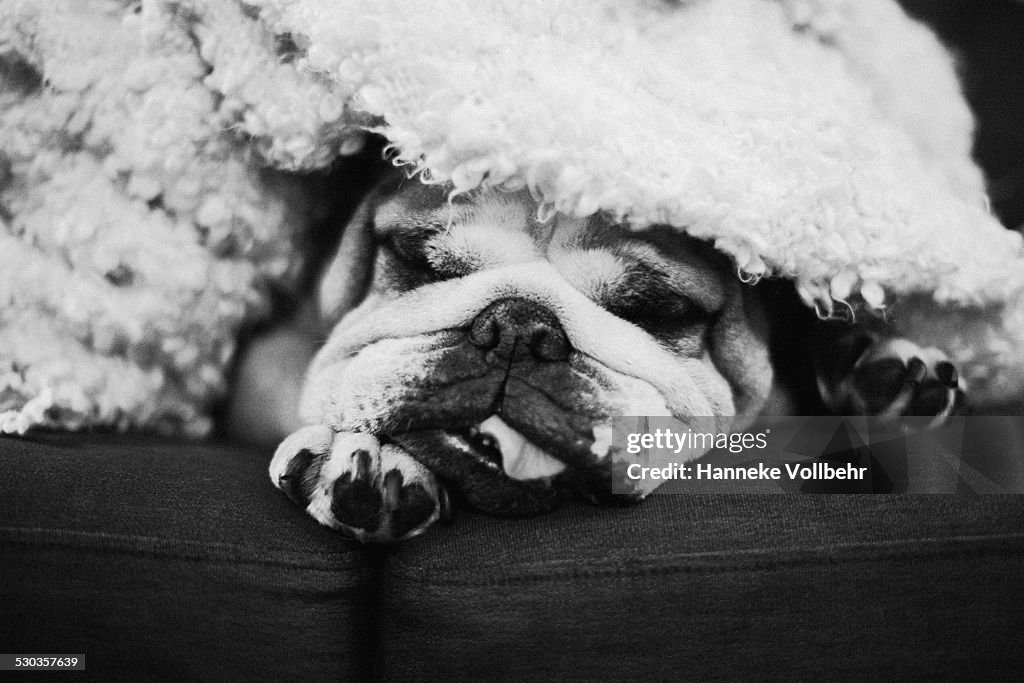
[2,0,1023,435]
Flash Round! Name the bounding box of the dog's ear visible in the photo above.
[707,282,774,424]
[317,169,410,322]
[317,196,378,324]
[318,170,446,323]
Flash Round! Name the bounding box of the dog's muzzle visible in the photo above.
[460,297,572,482]
[389,298,576,513]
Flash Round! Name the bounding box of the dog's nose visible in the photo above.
[468,297,571,362]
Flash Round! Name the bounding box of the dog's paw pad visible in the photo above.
[822,337,964,422]
[272,429,445,542]
[330,450,384,532]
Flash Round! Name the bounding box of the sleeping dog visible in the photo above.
[244,174,963,542]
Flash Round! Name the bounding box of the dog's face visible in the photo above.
[300,177,773,500]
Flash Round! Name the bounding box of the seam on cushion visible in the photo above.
[387,533,1024,586]
[0,526,363,571]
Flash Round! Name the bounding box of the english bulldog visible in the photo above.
[250,174,963,542]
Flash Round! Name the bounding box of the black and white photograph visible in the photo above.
[1,0,1023,679]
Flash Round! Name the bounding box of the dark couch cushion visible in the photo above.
[4,433,1024,681]
[377,495,1024,681]
[0,433,374,682]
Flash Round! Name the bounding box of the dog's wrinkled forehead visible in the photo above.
[372,181,731,314]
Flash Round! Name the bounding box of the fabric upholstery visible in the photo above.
[2,434,1023,681]
[377,496,1024,680]
[0,433,376,682]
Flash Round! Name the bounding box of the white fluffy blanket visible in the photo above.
[2,0,1023,435]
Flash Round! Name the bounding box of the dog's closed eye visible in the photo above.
[380,229,478,283]
[606,263,709,335]
[381,230,436,272]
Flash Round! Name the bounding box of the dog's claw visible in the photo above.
[270,429,445,542]
[383,469,403,511]
[278,448,316,507]
[438,484,453,523]
[353,449,372,483]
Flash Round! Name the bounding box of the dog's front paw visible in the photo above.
[817,332,965,423]
[270,425,450,542]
